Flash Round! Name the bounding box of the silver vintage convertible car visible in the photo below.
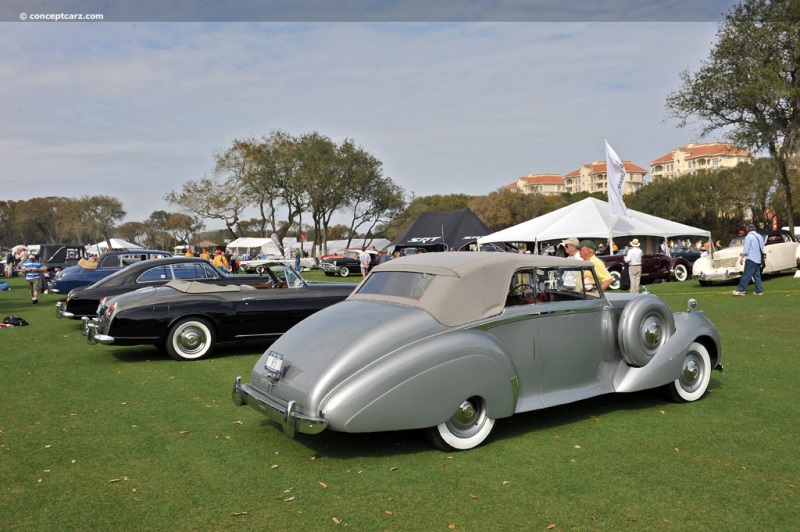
[233,253,722,451]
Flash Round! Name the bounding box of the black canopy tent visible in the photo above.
[391,208,494,253]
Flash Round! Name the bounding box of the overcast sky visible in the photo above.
[1,1,741,228]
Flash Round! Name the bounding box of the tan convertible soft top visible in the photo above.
[349,252,592,326]
[165,280,255,294]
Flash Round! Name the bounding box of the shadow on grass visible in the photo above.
[277,386,705,459]
[109,340,270,363]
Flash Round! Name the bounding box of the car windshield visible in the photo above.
[266,265,306,287]
[357,271,435,300]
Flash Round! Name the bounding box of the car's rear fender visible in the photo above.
[319,329,518,433]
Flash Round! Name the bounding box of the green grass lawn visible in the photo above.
[2,272,799,530]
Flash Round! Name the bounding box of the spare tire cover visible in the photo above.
[618,295,676,367]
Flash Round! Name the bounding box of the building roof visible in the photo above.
[566,161,647,176]
[649,142,752,165]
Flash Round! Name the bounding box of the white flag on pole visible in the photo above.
[605,140,629,217]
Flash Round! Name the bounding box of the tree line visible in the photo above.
[2,154,797,253]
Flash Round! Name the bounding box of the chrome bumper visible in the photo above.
[86,321,115,345]
[54,301,75,319]
[232,376,327,438]
[697,270,742,281]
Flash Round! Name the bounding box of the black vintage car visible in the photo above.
[86,263,356,361]
[56,257,264,319]
[320,249,379,277]
[601,250,692,290]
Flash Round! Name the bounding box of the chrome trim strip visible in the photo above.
[473,304,604,330]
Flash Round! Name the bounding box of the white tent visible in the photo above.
[478,198,710,250]
[87,238,145,255]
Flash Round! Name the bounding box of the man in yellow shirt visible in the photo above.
[577,240,613,291]
[212,250,230,272]
[199,248,211,260]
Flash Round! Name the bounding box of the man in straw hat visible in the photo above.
[624,238,644,293]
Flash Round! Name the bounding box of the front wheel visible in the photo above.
[165,318,216,361]
[673,263,689,282]
[338,266,350,277]
[664,342,711,402]
[425,397,495,451]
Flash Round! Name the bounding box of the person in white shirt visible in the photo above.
[624,238,644,293]
[560,237,582,289]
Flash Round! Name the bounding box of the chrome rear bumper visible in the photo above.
[54,301,74,319]
[86,321,115,345]
[232,376,327,437]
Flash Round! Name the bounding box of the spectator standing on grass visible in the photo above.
[21,252,42,303]
[732,223,765,296]
[624,238,644,293]
[213,250,230,272]
[295,248,302,271]
[359,247,371,278]
[4,249,12,278]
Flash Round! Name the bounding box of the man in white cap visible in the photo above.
[560,237,581,289]
[624,238,644,293]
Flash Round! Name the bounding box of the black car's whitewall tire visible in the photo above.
[673,263,689,282]
[618,295,675,367]
[426,397,495,451]
[166,318,216,361]
[665,342,711,403]
[609,270,622,290]
[338,266,350,277]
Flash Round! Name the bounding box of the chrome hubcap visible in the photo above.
[178,327,205,353]
[680,353,704,392]
[446,398,485,438]
[642,317,663,354]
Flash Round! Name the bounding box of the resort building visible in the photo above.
[649,142,753,180]
[563,161,647,195]
[504,174,566,196]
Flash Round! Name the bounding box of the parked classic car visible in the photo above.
[50,250,172,294]
[86,263,356,361]
[56,257,266,319]
[233,252,722,451]
[238,254,280,273]
[320,249,379,277]
[692,230,800,285]
[669,246,702,265]
[601,250,692,290]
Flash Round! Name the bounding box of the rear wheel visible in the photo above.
[165,318,215,361]
[609,270,621,290]
[664,342,711,402]
[673,263,689,282]
[425,397,495,451]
